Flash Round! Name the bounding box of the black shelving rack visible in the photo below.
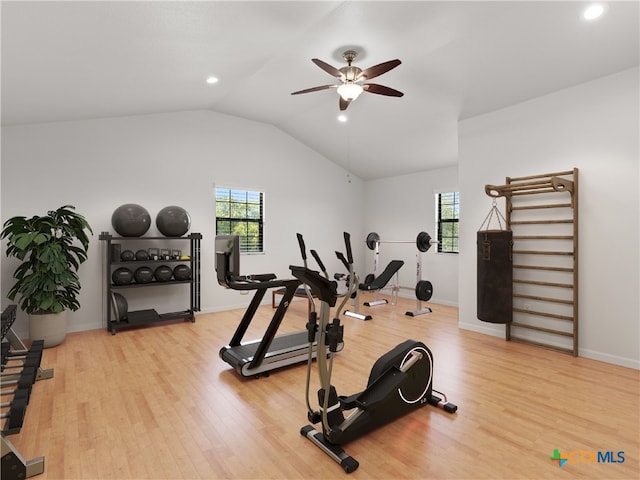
[99,232,201,335]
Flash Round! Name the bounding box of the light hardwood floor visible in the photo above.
[6,295,639,479]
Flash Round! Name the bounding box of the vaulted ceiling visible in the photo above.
[2,1,638,180]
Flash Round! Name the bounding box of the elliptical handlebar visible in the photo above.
[310,249,328,277]
[297,233,307,261]
[334,232,354,273]
[335,251,349,272]
[344,232,353,265]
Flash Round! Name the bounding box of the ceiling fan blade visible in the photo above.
[312,58,343,78]
[358,59,401,81]
[339,97,351,111]
[363,83,404,97]
[291,85,337,95]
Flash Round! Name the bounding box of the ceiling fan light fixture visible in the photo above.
[337,83,363,101]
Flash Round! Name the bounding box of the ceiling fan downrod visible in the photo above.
[340,50,362,82]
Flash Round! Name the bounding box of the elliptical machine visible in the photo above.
[290,232,457,474]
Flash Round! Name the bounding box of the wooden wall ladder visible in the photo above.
[485,168,579,355]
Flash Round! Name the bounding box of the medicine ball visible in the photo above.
[134,266,154,284]
[135,249,148,261]
[120,249,135,262]
[110,292,128,322]
[154,265,173,282]
[111,203,151,237]
[156,205,191,237]
[112,267,134,285]
[173,264,192,281]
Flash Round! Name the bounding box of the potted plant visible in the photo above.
[1,205,92,347]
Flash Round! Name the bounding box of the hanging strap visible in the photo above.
[478,199,507,231]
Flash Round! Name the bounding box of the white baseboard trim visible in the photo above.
[578,348,640,370]
[458,321,639,370]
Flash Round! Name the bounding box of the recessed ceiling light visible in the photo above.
[583,4,605,20]
[337,115,348,123]
[206,76,219,84]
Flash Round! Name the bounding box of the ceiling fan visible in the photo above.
[291,50,404,111]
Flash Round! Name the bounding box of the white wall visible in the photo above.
[363,166,459,306]
[3,71,638,370]
[458,67,639,369]
[1,110,366,338]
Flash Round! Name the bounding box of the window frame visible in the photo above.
[436,191,459,254]
[215,186,265,253]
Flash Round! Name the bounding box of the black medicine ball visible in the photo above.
[135,249,149,261]
[120,250,135,262]
[154,265,173,282]
[134,266,154,284]
[173,264,192,281]
[112,267,134,285]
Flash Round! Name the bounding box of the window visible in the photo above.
[436,192,459,254]
[215,187,264,253]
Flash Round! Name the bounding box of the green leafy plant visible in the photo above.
[1,205,93,314]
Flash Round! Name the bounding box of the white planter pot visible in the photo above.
[29,311,67,348]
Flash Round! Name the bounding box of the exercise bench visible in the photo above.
[359,259,404,307]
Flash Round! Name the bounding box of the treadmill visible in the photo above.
[216,235,338,377]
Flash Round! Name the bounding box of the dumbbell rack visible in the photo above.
[1,304,53,479]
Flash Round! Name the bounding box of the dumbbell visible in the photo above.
[1,350,42,373]
[1,366,38,403]
[1,388,29,434]
[1,340,44,372]
[1,339,44,360]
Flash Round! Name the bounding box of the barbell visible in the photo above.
[366,231,436,253]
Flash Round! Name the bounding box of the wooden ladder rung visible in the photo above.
[510,188,557,196]
[513,264,573,272]
[510,219,573,225]
[513,308,573,321]
[508,170,574,182]
[510,322,574,336]
[513,293,573,305]
[511,203,572,210]
[513,250,574,256]
[513,235,573,240]
[514,279,574,289]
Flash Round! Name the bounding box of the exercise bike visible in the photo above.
[290,232,457,474]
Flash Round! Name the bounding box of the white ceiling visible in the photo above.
[2,1,638,180]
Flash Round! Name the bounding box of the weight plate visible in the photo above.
[416,231,432,252]
[366,232,380,250]
[415,280,433,301]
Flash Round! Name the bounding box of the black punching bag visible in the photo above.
[477,230,513,323]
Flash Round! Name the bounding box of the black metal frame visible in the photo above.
[99,232,202,334]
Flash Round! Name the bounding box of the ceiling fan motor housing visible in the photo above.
[340,66,362,82]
